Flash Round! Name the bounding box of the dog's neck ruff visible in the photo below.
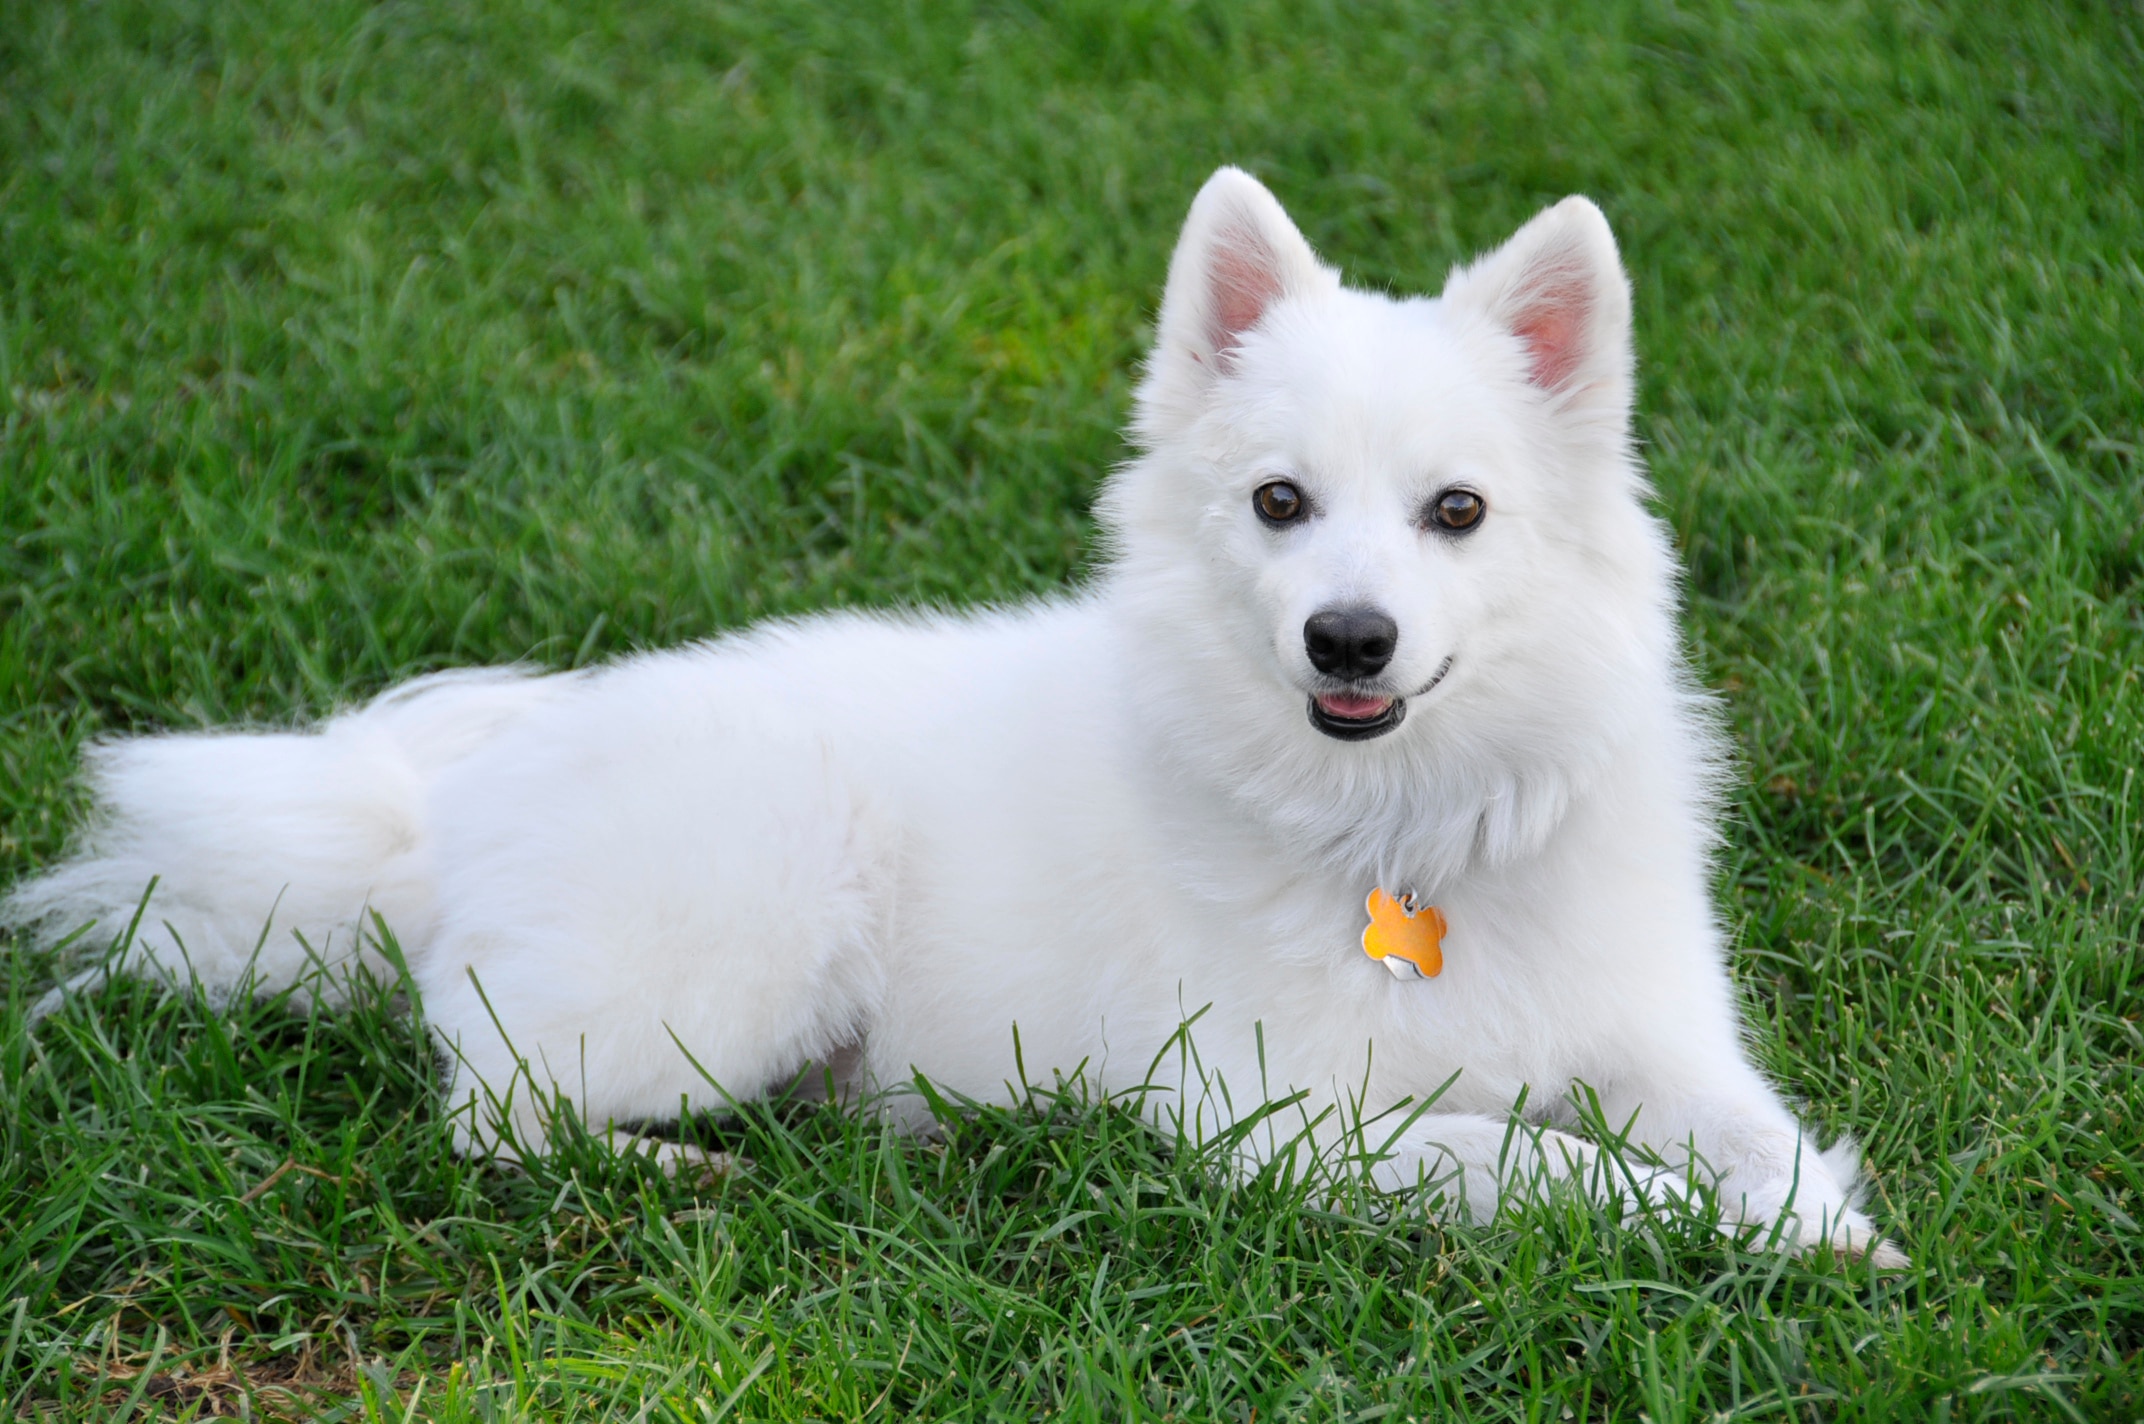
[1361,888,1445,979]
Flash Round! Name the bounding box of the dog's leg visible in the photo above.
[1365,1112,1690,1224]
[1483,776,1906,1264]
[408,663,893,1168]
[1202,1080,1689,1222]
[1587,1066,1909,1267]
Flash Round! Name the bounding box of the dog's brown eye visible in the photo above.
[1428,487,1485,533]
[1254,481,1306,525]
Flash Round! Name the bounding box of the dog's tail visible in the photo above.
[3,669,564,1013]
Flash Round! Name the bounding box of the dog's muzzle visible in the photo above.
[1305,657,1452,742]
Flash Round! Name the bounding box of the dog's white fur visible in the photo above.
[5,170,1901,1263]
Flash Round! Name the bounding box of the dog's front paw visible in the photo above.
[1860,1235,1911,1270]
[1761,1205,1909,1270]
[1814,1212,1910,1270]
[1719,1140,1906,1268]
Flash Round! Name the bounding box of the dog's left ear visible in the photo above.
[1441,197,1634,435]
[1134,167,1339,447]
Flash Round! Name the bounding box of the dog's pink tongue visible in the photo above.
[1316,693,1394,720]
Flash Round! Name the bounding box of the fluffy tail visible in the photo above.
[4,668,564,1011]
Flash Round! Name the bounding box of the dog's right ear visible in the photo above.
[1134,167,1336,447]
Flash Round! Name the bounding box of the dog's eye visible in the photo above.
[1427,488,1485,533]
[1254,481,1307,526]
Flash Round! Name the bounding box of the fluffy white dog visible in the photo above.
[5,168,1901,1263]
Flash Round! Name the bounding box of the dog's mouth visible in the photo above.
[1305,658,1453,743]
[1309,692,1404,740]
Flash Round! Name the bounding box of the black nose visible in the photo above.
[1303,606,1398,680]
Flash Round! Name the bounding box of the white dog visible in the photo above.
[5,169,1901,1263]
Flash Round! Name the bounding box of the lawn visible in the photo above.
[3,0,2140,1418]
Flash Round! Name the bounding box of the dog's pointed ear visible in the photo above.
[1134,167,1336,446]
[1441,197,1634,432]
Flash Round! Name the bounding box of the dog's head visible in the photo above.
[1101,169,1688,869]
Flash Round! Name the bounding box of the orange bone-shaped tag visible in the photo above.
[1361,888,1446,980]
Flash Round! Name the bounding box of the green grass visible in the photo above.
[3,0,2141,1417]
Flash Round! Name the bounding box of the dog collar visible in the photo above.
[1361,888,1446,979]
